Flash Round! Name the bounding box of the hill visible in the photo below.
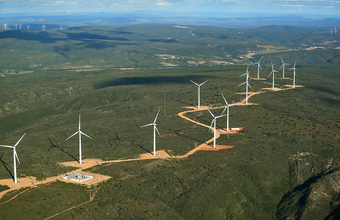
[0,24,339,219]
[0,63,338,219]
[0,24,340,73]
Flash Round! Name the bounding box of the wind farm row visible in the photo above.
[0,57,300,190]
[2,23,63,31]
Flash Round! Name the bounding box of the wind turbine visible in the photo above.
[268,62,278,89]
[221,93,231,133]
[18,24,22,30]
[0,133,26,183]
[238,65,252,105]
[60,25,63,30]
[15,24,18,30]
[41,24,46,31]
[3,23,7,30]
[279,57,289,79]
[253,56,263,79]
[141,109,161,156]
[26,24,30,30]
[65,115,92,164]
[290,60,297,87]
[190,79,208,109]
[206,108,226,149]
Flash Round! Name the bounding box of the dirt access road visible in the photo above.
[1,83,301,219]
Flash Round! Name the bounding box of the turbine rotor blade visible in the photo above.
[205,107,215,118]
[141,123,154,128]
[0,145,14,149]
[268,71,273,78]
[153,109,160,123]
[199,80,208,86]
[15,151,20,164]
[208,119,214,132]
[221,106,227,115]
[190,80,198,86]
[259,56,263,63]
[237,82,246,87]
[81,131,92,139]
[79,115,81,131]
[14,133,26,148]
[221,93,228,105]
[65,131,79,141]
[216,114,226,119]
[155,126,161,136]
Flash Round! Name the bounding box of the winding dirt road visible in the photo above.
[0,83,301,219]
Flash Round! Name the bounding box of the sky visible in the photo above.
[0,0,339,17]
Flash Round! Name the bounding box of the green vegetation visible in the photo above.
[0,25,339,72]
[0,184,9,192]
[0,182,88,220]
[0,25,339,219]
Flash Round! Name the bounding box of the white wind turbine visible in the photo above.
[190,80,208,109]
[3,23,7,30]
[221,93,231,133]
[206,108,226,149]
[26,24,30,30]
[41,24,46,31]
[60,25,63,30]
[19,24,22,30]
[238,65,252,105]
[268,62,278,89]
[141,109,161,156]
[0,133,26,183]
[15,24,18,29]
[65,115,92,164]
[290,60,297,87]
[253,56,263,79]
[279,57,289,79]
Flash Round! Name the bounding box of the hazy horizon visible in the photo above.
[1,0,339,17]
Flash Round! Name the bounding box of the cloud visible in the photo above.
[156,1,172,6]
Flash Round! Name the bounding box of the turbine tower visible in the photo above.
[3,23,7,30]
[289,60,297,87]
[15,24,18,29]
[141,109,161,156]
[253,56,263,79]
[65,115,92,164]
[268,62,278,89]
[0,133,26,183]
[60,25,63,30]
[238,65,252,105]
[279,57,289,79]
[26,24,30,30]
[206,108,226,149]
[221,93,231,133]
[18,24,22,30]
[190,79,208,109]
